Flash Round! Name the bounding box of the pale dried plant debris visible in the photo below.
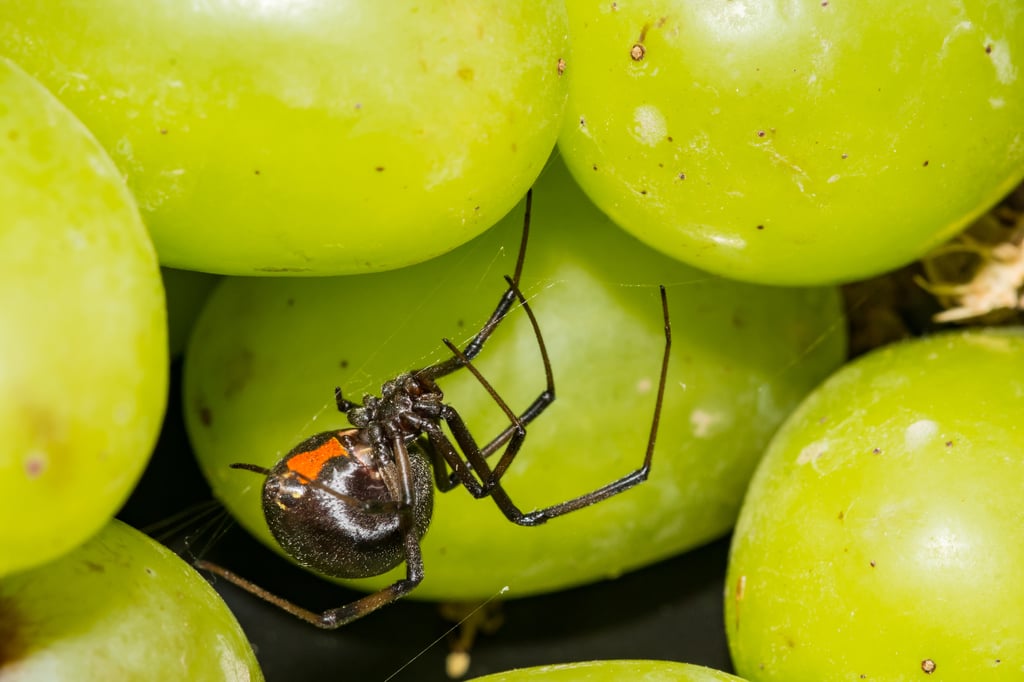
[439,599,506,679]
[917,183,1024,323]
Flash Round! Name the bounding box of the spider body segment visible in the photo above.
[196,190,673,628]
[260,427,434,580]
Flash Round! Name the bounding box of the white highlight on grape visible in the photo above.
[796,439,828,468]
[632,104,667,147]
[905,419,939,451]
[66,229,89,251]
[690,408,726,439]
[919,524,971,571]
[214,633,254,682]
[707,231,747,251]
[985,37,1017,85]
[224,0,321,19]
[939,20,974,57]
[114,400,135,426]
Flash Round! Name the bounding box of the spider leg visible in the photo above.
[418,434,466,493]
[417,190,535,381]
[410,271,553,493]
[334,386,362,413]
[432,273,556,490]
[195,532,423,629]
[436,286,672,527]
[476,274,555,458]
[437,379,526,493]
[417,418,496,496]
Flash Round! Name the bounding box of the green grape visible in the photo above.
[0,519,262,681]
[1,1,569,275]
[470,660,747,681]
[184,157,845,601]
[559,0,1024,285]
[726,328,1024,680]
[0,58,167,577]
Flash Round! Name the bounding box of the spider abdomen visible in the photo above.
[262,429,434,579]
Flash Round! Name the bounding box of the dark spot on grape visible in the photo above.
[474,206,481,211]
[872,447,882,454]
[375,166,385,172]
[579,116,586,128]
[354,103,362,110]
[945,440,954,447]
[256,266,313,273]
[922,160,929,167]
[756,224,765,230]
[199,404,213,427]
[841,153,848,159]
[677,172,686,180]
[0,597,28,667]
[785,636,796,648]
[985,43,993,54]
[456,319,465,328]
[340,359,349,369]
[656,16,667,28]
[757,130,766,138]
[630,43,646,61]
[640,189,648,195]
[922,659,936,674]
[658,162,664,168]
[838,510,845,521]
[254,169,261,175]
[159,129,168,135]
[611,1,618,9]
[145,567,156,576]
[457,67,474,82]
[83,560,105,573]
[592,163,598,171]
[870,560,876,567]
[557,58,566,75]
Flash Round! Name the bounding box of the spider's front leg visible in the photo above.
[334,386,362,413]
[433,286,673,527]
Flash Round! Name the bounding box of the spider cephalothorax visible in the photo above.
[343,373,445,440]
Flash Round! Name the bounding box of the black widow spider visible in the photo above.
[196,190,672,628]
